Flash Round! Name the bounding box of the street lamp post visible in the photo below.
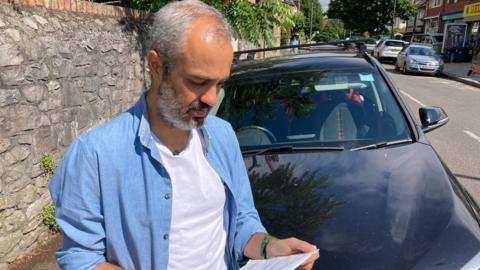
[391,0,397,38]
[309,0,313,42]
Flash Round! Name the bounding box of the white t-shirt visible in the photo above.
[153,129,227,270]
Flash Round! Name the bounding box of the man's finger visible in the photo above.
[300,252,320,266]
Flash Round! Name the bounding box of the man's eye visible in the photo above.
[191,80,207,86]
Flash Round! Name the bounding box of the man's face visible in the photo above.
[154,16,233,130]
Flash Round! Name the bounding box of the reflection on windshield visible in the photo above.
[248,159,343,239]
[409,47,435,56]
[213,68,411,150]
[385,41,404,47]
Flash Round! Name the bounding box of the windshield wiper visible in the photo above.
[242,145,345,155]
[350,139,413,151]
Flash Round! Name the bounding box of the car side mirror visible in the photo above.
[419,106,448,133]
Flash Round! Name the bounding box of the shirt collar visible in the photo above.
[135,91,211,155]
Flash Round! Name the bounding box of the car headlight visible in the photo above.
[460,250,480,270]
[409,59,417,65]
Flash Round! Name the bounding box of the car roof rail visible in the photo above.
[233,39,370,64]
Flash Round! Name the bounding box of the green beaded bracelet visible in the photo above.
[260,235,272,259]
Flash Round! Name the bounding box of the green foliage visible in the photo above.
[293,0,323,41]
[327,0,417,36]
[40,152,56,178]
[42,203,60,233]
[291,11,306,33]
[215,0,296,47]
[40,152,59,233]
[315,20,338,42]
[119,0,295,47]
[334,19,346,39]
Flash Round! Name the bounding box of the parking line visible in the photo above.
[400,91,426,107]
[464,130,480,143]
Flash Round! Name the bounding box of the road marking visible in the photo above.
[464,130,480,143]
[400,91,426,107]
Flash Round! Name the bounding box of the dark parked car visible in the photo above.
[212,49,480,269]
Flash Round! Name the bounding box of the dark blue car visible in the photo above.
[212,49,480,269]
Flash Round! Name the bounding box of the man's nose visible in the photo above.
[200,85,218,107]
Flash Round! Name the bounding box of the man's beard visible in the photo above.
[155,80,211,131]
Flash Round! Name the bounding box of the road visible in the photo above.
[383,64,480,203]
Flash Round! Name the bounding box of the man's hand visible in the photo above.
[244,233,319,270]
[267,237,319,270]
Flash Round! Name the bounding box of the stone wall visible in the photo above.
[0,1,149,268]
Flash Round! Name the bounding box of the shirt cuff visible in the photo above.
[235,220,267,262]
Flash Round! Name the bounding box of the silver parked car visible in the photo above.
[373,39,405,63]
[395,45,444,76]
[364,39,377,54]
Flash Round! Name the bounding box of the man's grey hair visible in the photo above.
[148,0,233,74]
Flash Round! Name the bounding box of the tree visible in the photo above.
[120,0,295,47]
[327,0,417,36]
[315,20,338,42]
[281,12,306,45]
[219,0,295,47]
[293,0,323,41]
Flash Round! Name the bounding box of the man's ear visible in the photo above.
[147,49,164,84]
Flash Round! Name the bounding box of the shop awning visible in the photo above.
[464,16,480,22]
[442,11,464,21]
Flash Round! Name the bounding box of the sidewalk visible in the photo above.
[442,61,480,88]
[7,234,60,270]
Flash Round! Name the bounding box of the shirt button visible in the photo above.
[163,234,169,240]
[164,193,171,200]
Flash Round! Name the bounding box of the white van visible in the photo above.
[402,33,444,53]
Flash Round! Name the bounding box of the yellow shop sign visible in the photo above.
[464,3,480,17]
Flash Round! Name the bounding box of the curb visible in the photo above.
[442,72,480,89]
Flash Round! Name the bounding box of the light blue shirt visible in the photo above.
[48,92,266,270]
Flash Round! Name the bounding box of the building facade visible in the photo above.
[463,1,480,42]
[424,0,480,35]
[424,0,443,33]
[406,0,427,33]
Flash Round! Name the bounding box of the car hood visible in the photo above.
[409,55,440,63]
[245,142,480,270]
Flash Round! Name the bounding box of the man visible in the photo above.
[48,1,319,269]
[291,36,299,53]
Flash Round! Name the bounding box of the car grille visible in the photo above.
[416,61,438,71]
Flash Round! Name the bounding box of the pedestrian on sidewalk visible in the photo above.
[48,0,319,269]
[291,36,299,53]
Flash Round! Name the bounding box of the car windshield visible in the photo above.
[409,47,435,56]
[212,64,412,151]
[365,39,376,44]
[385,41,404,47]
